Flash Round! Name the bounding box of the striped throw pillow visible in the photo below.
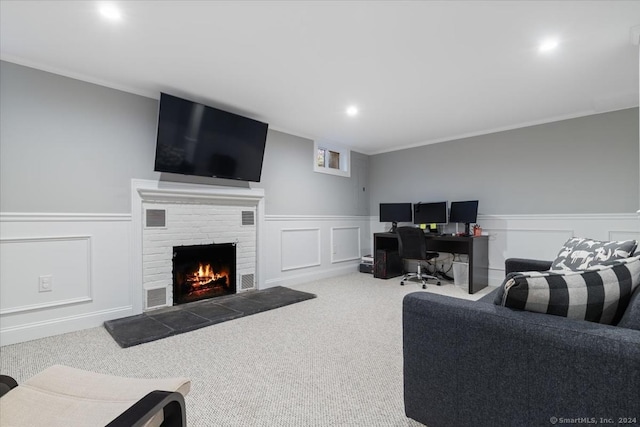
[497,255,640,325]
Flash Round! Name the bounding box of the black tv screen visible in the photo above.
[413,201,448,224]
[449,200,479,224]
[154,93,269,182]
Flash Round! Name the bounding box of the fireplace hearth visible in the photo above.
[173,243,236,305]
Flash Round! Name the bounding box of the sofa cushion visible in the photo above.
[496,255,640,325]
[550,237,637,271]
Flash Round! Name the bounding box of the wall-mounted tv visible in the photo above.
[154,93,269,182]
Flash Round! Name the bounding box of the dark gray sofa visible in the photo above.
[403,258,640,427]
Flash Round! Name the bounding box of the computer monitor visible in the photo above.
[449,200,479,236]
[413,202,448,228]
[379,203,412,233]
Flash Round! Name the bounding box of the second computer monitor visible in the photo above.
[413,201,448,225]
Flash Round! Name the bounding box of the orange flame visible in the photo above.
[187,263,228,287]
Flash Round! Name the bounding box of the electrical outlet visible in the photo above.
[38,275,53,292]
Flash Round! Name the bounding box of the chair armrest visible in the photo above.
[0,375,18,398]
[106,390,186,427]
[504,257,552,275]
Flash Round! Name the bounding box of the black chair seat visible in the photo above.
[396,226,441,289]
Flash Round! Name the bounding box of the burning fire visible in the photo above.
[187,263,228,288]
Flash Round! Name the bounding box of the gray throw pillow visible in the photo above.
[550,237,637,271]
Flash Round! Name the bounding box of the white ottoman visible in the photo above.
[0,365,190,427]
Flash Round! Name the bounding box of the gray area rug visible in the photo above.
[104,286,316,348]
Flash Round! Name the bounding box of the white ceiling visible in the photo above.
[1,1,639,155]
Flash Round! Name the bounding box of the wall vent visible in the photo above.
[146,287,167,308]
[241,211,255,226]
[146,209,166,228]
[241,274,255,290]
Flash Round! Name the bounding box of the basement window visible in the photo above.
[314,141,350,177]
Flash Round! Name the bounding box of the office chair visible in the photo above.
[396,226,441,289]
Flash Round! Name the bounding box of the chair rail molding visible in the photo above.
[0,212,131,222]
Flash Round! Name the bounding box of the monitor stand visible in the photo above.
[389,222,398,233]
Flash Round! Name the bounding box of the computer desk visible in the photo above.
[373,232,489,294]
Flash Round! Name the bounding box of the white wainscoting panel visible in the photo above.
[280,228,321,271]
[265,216,370,288]
[610,230,640,241]
[485,228,574,273]
[479,213,639,285]
[0,213,133,345]
[0,236,92,314]
[331,226,361,263]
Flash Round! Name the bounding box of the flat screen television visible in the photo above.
[379,203,412,232]
[413,201,448,226]
[449,200,479,236]
[154,93,269,182]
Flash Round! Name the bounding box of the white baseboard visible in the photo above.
[264,263,359,289]
[0,305,133,346]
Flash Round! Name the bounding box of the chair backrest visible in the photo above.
[396,226,427,260]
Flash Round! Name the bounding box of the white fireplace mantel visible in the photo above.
[137,187,265,204]
[130,179,266,314]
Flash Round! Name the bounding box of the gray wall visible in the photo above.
[258,130,369,215]
[4,59,634,218]
[0,61,159,213]
[369,108,639,215]
[0,61,370,216]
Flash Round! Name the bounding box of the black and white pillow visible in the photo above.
[496,255,640,325]
[550,237,637,271]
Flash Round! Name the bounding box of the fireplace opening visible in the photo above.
[172,243,236,305]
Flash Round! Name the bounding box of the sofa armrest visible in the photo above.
[504,257,552,275]
[403,292,640,427]
[106,390,186,427]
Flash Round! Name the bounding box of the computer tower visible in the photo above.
[374,249,402,279]
[359,263,373,274]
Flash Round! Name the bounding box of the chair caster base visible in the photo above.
[437,281,441,286]
[422,284,427,289]
[400,281,404,286]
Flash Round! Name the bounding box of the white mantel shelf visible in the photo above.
[137,185,264,204]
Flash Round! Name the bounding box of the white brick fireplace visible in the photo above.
[131,179,265,313]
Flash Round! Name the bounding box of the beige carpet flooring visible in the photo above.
[0,272,495,426]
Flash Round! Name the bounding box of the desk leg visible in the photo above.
[469,238,489,293]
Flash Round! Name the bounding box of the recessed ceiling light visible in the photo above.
[539,38,559,53]
[99,3,122,21]
[346,106,359,117]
